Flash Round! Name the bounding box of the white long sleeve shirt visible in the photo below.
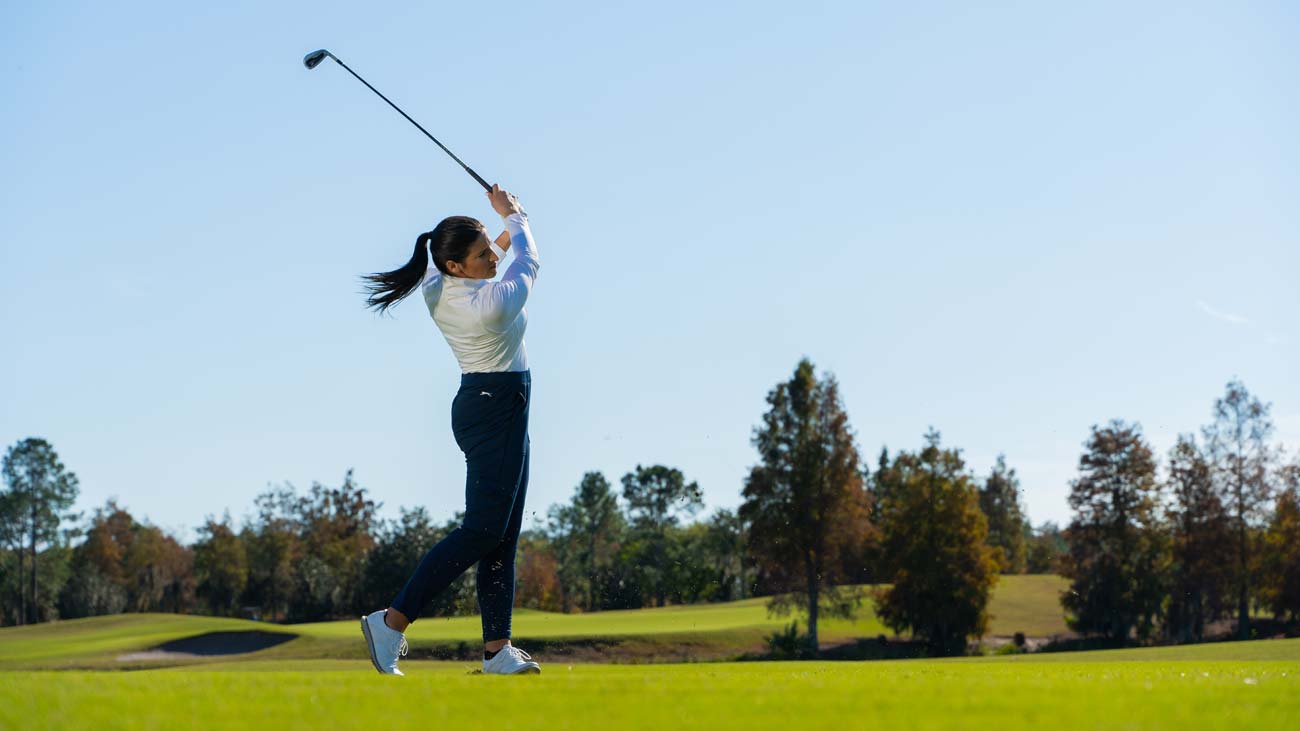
[420,211,539,373]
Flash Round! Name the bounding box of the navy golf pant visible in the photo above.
[391,369,531,642]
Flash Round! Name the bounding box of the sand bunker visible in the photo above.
[116,631,297,662]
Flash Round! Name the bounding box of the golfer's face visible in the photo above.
[459,234,499,279]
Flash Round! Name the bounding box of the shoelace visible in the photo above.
[397,635,409,658]
[504,646,531,662]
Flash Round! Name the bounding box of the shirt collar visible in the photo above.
[443,273,487,290]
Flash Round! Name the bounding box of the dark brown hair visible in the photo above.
[360,215,486,315]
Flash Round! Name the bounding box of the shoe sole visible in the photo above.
[360,615,387,675]
[482,664,542,675]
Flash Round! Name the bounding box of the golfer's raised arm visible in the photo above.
[481,186,539,332]
[492,229,512,255]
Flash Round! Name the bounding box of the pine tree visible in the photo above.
[1,438,80,624]
[192,513,248,616]
[620,465,702,607]
[1165,435,1232,642]
[1061,420,1168,642]
[1202,380,1276,639]
[1260,458,1300,621]
[549,471,626,611]
[874,429,1000,655]
[243,485,302,623]
[978,455,1029,574]
[740,358,873,652]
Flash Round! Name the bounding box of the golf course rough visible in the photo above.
[2,658,1297,731]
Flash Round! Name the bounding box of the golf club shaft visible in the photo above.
[327,55,491,192]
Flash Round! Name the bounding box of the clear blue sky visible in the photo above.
[3,1,1297,544]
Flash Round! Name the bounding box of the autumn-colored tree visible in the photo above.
[1061,420,1168,642]
[122,523,193,613]
[75,501,134,588]
[874,429,1000,655]
[57,501,130,618]
[1260,458,1300,621]
[515,531,564,611]
[1202,379,1276,639]
[1165,435,1232,642]
[740,358,873,652]
[978,455,1028,574]
[58,500,194,617]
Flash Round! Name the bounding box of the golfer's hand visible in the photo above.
[488,184,522,217]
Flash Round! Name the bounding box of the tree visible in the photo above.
[1,438,80,624]
[292,469,379,619]
[241,485,302,622]
[122,523,192,613]
[1260,458,1300,621]
[1026,521,1066,574]
[1202,379,1276,639]
[874,429,1000,655]
[1165,434,1232,642]
[515,531,563,611]
[1060,420,1168,642]
[56,557,126,619]
[57,500,133,619]
[356,507,475,620]
[548,471,626,611]
[620,464,703,607]
[699,508,751,602]
[978,455,1029,573]
[192,513,248,615]
[740,358,873,652]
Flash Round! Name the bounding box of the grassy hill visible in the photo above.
[0,575,1071,669]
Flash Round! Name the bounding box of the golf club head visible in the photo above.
[303,49,332,70]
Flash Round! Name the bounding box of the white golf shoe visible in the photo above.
[482,644,541,675]
[361,609,408,676]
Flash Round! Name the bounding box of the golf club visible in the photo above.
[303,49,492,192]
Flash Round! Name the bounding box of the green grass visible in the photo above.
[2,657,1297,731]
[0,575,1070,670]
[3,589,1297,730]
[983,638,1300,663]
[982,574,1073,636]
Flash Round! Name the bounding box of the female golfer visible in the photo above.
[358,184,541,676]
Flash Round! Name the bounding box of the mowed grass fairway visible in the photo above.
[3,644,1298,731]
[0,576,1297,730]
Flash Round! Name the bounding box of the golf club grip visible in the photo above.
[465,168,492,192]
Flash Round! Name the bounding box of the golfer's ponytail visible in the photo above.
[361,216,484,315]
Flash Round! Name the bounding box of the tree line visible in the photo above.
[1060,380,1300,645]
[3,362,1296,657]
